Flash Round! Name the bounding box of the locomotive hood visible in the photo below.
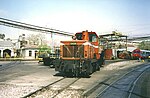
[60,40,87,46]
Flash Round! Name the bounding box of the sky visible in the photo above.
[0,0,150,44]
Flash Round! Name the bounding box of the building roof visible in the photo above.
[0,41,13,47]
[23,44,39,49]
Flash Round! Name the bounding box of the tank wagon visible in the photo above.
[55,30,104,76]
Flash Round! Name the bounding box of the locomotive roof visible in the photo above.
[76,31,98,37]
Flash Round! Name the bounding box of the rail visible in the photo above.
[23,77,80,98]
[96,63,150,98]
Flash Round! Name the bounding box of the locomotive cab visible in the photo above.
[55,30,102,77]
[75,31,100,59]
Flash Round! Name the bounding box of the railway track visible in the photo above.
[23,77,80,98]
[127,66,150,98]
[0,61,21,71]
[82,63,150,98]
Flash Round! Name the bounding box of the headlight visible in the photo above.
[148,56,150,58]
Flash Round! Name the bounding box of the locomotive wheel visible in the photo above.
[92,63,100,72]
[63,70,68,77]
[83,60,92,76]
[74,68,80,77]
[92,64,96,72]
[89,63,93,74]
[75,70,79,77]
[83,71,90,78]
[96,63,100,71]
[97,65,100,71]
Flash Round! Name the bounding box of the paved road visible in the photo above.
[0,61,62,97]
[0,60,145,98]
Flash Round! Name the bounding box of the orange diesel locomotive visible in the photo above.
[55,30,104,76]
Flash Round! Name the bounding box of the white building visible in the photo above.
[0,40,15,58]
[0,33,50,59]
[21,45,39,59]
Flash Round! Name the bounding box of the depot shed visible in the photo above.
[0,40,15,58]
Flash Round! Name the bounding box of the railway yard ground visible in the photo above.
[0,59,150,98]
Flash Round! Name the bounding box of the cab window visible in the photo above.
[76,33,82,40]
[89,34,97,42]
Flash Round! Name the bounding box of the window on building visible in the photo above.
[29,51,32,56]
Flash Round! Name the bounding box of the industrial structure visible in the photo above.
[99,31,128,59]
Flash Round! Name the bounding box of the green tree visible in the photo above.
[38,44,51,53]
[0,34,5,39]
[138,41,150,50]
[27,33,52,55]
